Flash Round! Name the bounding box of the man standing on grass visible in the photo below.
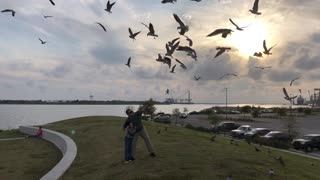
[123,106,156,159]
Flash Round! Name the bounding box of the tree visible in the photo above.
[172,108,180,124]
[282,117,299,138]
[183,107,188,113]
[304,108,312,115]
[251,109,260,118]
[140,98,156,116]
[277,108,287,117]
[240,105,251,118]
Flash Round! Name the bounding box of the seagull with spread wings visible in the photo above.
[156,54,171,68]
[183,35,193,47]
[290,77,300,86]
[263,40,277,55]
[254,66,272,70]
[44,15,53,18]
[219,73,237,79]
[194,76,201,81]
[229,18,249,31]
[173,13,189,35]
[39,38,47,44]
[125,57,131,68]
[161,0,177,4]
[49,0,55,6]
[215,47,231,59]
[168,37,180,47]
[141,22,158,38]
[128,28,141,40]
[207,29,233,38]
[1,9,15,16]
[283,88,297,102]
[249,0,261,15]
[253,52,263,58]
[105,1,116,13]
[166,41,180,57]
[96,23,107,32]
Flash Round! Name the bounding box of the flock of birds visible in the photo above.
[1,0,304,101]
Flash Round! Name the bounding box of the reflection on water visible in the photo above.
[0,104,308,129]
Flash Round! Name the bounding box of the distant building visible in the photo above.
[297,95,305,105]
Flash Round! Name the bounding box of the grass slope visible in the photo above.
[45,116,320,180]
[0,131,61,180]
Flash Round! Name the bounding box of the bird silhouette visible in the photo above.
[290,77,300,86]
[191,0,202,2]
[44,15,53,18]
[49,0,55,6]
[156,54,171,68]
[168,37,180,47]
[96,23,107,32]
[170,65,176,73]
[254,66,272,70]
[166,41,180,57]
[173,13,189,35]
[215,47,231,59]
[39,38,47,44]
[166,89,169,94]
[194,76,201,81]
[229,18,248,31]
[253,52,263,58]
[175,59,187,70]
[125,57,131,68]
[128,28,141,40]
[249,0,261,15]
[105,1,116,13]
[177,46,196,56]
[283,87,297,101]
[161,0,177,4]
[263,40,277,55]
[183,35,193,47]
[1,9,15,17]
[141,22,158,38]
[299,89,302,94]
[207,29,233,38]
[219,74,237,79]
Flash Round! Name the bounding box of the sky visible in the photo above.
[0,0,319,104]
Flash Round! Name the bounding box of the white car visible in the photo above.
[153,114,171,120]
[231,125,253,138]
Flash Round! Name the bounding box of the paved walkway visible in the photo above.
[0,137,25,141]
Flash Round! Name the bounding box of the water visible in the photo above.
[0,104,309,130]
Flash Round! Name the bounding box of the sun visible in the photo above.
[226,20,269,57]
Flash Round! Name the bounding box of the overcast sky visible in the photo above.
[0,0,319,103]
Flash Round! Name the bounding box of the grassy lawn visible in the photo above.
[0,131,62,180]
[44,116,320,180]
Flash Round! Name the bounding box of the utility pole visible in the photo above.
[225,88,228,120]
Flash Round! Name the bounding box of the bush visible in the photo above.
[276,108,287,117]
[154,119,171,124]
[251,109,260,118]
[304,108,312,115]
[185,124,210,133]
[297,107,304,113]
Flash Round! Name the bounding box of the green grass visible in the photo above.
[43,116,320,180]
[0,131,62,180]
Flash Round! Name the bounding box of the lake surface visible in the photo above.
[0,104,308,130]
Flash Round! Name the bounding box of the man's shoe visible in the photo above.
[130,157,135,161]
[150,152,156,157]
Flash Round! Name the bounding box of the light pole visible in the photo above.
[225,88,228,120]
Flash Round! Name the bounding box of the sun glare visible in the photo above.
[226,21,269,57]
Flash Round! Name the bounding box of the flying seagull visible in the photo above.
[156,54,171,68]
[38,38,47,44]
[105,1,116,13]
[1,9,15,16]
[290,77,300,86]
[49,0,55,6]
[173,13,189,35]
[96,23,107,32]
[283,88,297,101]
[128,28,141,40]
[141,22,158,38]
[175,59,187,70]
[254,66,272,70]
[166,41,180,57]
[263,40,277,55]
[249,0,261,15]
[161,0,177,4]
[125,57,131,68]
[44,15,53,18]
[170,65,176,73]
[219,73,237,79]
[253,52,263,58]
[299,89,302,94]
[168,37,180,47]
[207,29,233,38]
[166,89,169,94]
[183,35,193,47]
[215,47,231,59]
[229,18,248,31]
[191,0,202,2]
[194,76,201,81]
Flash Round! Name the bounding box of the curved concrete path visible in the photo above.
[19,126,77,180]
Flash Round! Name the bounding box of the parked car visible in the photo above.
[244,128,271,140]
[292,134,320,152]
[231,125,253,138]
[261,131,292,142]
[153,114,171,124]
[211,121,241,133]
[179,113,188,119]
